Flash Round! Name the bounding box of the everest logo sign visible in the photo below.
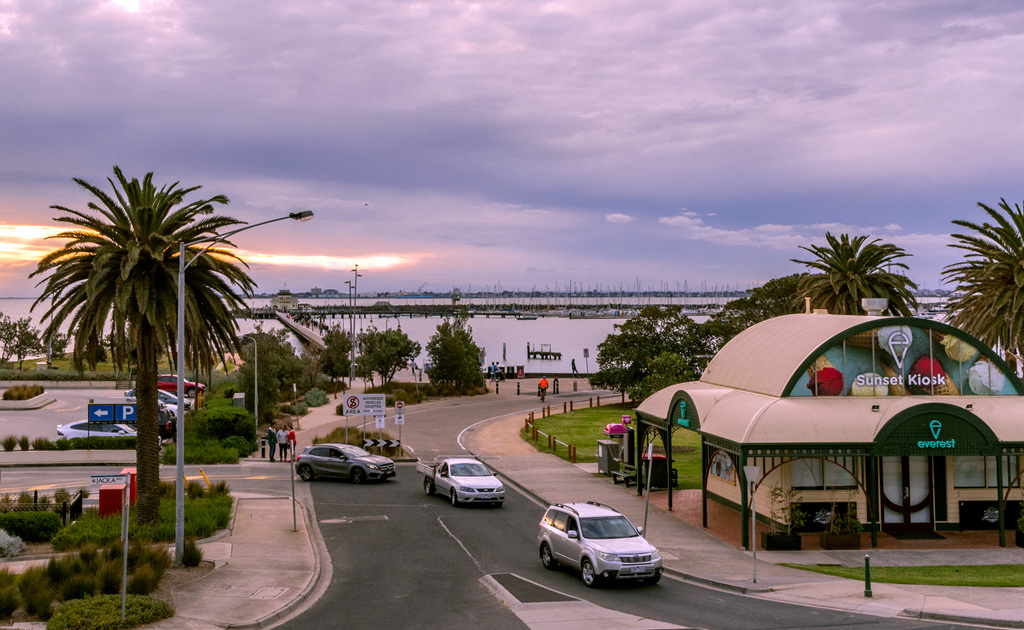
[918,419,955,449]
[854,372,949,387]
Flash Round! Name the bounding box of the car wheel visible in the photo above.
[539,543,556,570]
[297,465,314,482]
[581,558,600,588]
[450,489,459,506]
[645,572,662,585]
[185,387,196,398]
[351,468,365,484]
[424,477,435,496]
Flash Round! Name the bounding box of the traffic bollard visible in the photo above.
[864,555,872,597]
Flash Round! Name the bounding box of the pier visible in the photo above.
[527,343,561,360]
[274,313,325,350]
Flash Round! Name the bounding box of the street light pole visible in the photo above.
[349,264,361,386]
[176,210,313,565]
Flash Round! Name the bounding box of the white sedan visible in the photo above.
[124,389,191,413]
[57,421,137,440]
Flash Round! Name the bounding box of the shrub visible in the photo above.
[59,573,96,602]
[185,480,206,500]
[160,440,239,465]
[304,387,328,407]
[199,404,256,442]
[17,436,29,451]
[0,576,18,618]
[0,436,15,452]
[0,529,24,558]
[182,538,203,567]
[1,384,44,400]
[31,437,54,451]
[53,488,72,506]
[126,564,159,595]
[55,438,73,450]
[221,435,254,457]
[95,559,121,595]
[48,594,174,630]
[67,436,136,450]
[0,511,61,542]
[18,566,54,619]
[45,555,75,585]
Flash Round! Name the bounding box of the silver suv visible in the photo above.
[537,502,663,587]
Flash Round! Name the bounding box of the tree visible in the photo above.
[425,314,483,390]
[31,166,255,523]
[47,331,70,360]
[702,274,807,354]
[590,306,705,400]
[357,325,421,386]
[10,318,42,370]
[943,199,1024,364]
[237,329,304,423]
[320,326,353,396]
[791,233,918,316]
[0,313,15,366]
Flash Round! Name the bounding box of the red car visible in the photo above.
[157,374,206,398]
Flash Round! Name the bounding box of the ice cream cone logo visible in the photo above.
[887,330,911,370]
[929,420,942,440]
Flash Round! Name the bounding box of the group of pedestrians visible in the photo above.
[266,423,297,462]
[487,362,505,382]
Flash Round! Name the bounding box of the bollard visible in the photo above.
[554,378,559,394]
[597,395,601,406]
[496,382,499,395]
[570,400,574,412]
[261,436,266,459]
[589,397,593,408]
[517,382,520,395]
[864,555,872,597]
[574,381,578,392]
[563,402,567,414]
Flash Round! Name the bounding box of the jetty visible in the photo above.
[274,313,325,351]
[527,343,561,360]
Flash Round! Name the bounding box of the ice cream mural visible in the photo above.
[790,323,1017,397]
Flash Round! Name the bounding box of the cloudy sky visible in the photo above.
[1,0,1022,297]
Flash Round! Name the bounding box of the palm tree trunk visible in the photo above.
[134,324,162,523]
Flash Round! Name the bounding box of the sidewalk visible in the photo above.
[466,413,1024,628]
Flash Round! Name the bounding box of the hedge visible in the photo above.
[0,511,61,543]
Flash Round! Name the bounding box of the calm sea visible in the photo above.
[1,296,717,373]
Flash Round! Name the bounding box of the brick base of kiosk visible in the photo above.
[98,484,126,517]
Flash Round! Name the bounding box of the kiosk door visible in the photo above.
[880,456,933,532]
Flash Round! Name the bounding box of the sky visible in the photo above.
[1,0,1022,297]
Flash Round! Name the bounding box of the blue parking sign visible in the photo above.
[117,404,137,422]
[88,404,114,422]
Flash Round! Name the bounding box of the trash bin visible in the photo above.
[597,439,621,475]
[642,453,677,489]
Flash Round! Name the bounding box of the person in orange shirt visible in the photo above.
[539,377,548,402]
[287,427,297,459]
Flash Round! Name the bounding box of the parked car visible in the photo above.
[57,421,137,440]
[157,374,205,398]
[124,388,191,412]
[537,501,663,587]
[294,443,396,484]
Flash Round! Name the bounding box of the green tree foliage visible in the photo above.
[943,199,1024,362]
[357,325,421,386]
[46,332,69,360]
[590,306,706,401]
[320,326,352,395]
[702,273,807,354]
[791,233,918,316]
[237,329,303,422]
[0,317,42,370]
[30,167,255,523]
[0,313,14,365]
[425,314,484,390]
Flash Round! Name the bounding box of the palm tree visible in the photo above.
[792,233,918,315]
[31,167,255,523]
[943,199,1024,363]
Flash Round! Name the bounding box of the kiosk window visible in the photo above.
[953,456,1019,488]
[791,458,857,490]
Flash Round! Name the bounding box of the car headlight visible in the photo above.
[462,487,477,493]
[597,551,619,562]
[651,550,661,561]
[366,464,379,470]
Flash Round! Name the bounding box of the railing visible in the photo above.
[0,490,85,525]
[522,392,631,464]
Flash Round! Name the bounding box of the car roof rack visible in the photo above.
[553,503,581,516]
[585,501,619,512]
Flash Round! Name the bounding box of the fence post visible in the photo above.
[597,396,601,406]
[589,397,593,408]
[530,411,535,422]
[621,392,625,403]
[570,400,574,412]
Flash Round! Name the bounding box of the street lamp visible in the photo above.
[349,264,361,386]
[175,210,313,565]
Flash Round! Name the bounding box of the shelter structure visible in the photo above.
[634,313,1024,548]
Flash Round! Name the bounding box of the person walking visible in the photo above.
[571,359,579,378]
[277,426,289,462]
[539,376,548,402]
[266,424,278,462]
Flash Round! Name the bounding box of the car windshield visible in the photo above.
[450,463,491,476]
[580,516,638,539]
[341,446,371,458]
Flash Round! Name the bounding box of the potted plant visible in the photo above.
[819,505,862,550]
[761,484,806,550]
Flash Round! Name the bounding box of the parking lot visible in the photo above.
[0,387,126,442]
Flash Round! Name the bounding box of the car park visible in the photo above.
[56,421,137,440]
[157,374,205,398]
[124,388,191,413]
[294,443,396,484]
[537,501,663,587]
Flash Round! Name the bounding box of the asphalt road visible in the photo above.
[0,387,126,441]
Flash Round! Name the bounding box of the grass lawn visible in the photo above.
[521,403,704,489]
[782,563,1024,587]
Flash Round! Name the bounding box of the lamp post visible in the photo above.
[743,464,762,583]
[176,210,313,565]
[250,335,258,436]
[349,264,361,386]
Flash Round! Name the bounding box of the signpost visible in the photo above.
[394,401,405,453]
[342,394,387,445]
[88,403,138,423]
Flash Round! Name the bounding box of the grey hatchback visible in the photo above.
[295,443,396,484]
